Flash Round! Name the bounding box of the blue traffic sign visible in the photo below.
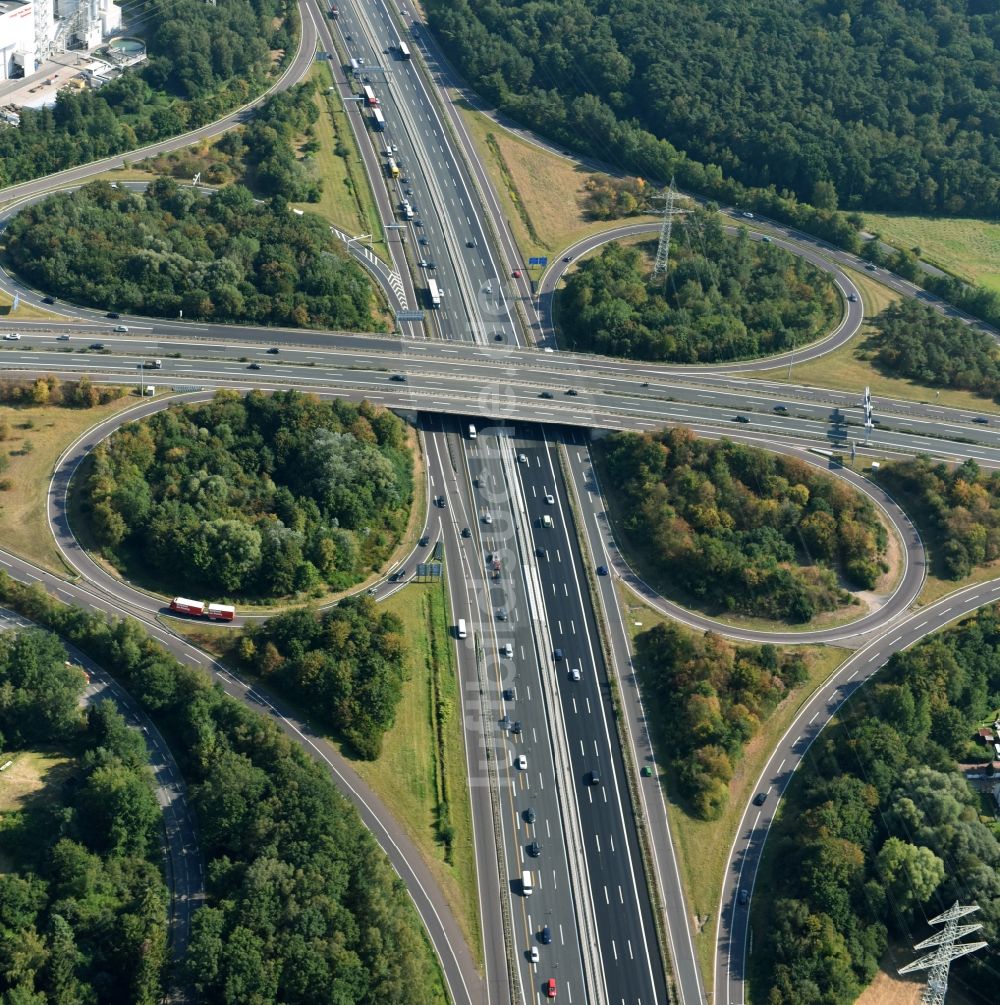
[528,256,548,266]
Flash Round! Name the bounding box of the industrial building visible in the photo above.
[0,0,122,81]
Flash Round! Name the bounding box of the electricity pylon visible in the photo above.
[651,178,679,282]
[898,902,987,1005]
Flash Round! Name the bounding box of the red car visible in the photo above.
[545,979,557,998]
[511,269,522,278]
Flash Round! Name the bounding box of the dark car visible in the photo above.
[773,404,788,413]
[540,925,552,945]
[419,535,430,547]
[847,293,859,302]
[106,312,120,319]
[390,373,407,382]
[563,256,572,262]
[540,391,554,399]
[494,333,504,342]
[734,415,750,423]
[267,347,279,354]
[419,237,429,245]
[437,496,446,508]
[502,687,513,700]
[524,806,536,824]
[467,239,477,248]
[41,296,55,304]
[389,569,406,582]
[511,720,522,734]
[972,416,990,424]
[528,840,541,857]
[461,527,471,538]
[587,770,600,785]
[753,791,767,806]
[739,889,749,906]
[89,342,106,350]
[426,261,436,270]
[535,547,546,558]
[497,609,509,622]
[553,648,563,661]
[565,388,578,396]
[248,362,262,369]
[596,565,608,576]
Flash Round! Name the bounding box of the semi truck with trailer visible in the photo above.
[169,597,236,621]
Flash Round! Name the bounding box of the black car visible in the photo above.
[419,237,429,245]
[248,362,261,370]
[596,565,608,576]
[527,840,541,857]
[41,296,55,304]
[106,312,120,319]
[461,527,471,538]
[426,261,436,270]
[738,889,749,906]
[497,609,508,622]
[734,414,750,423]
[511,720,522,735]
[587,770,601,785]
[535,547,546,558]
[390,373,407,382]
[89,342,106,350]
[540,925,552,945]
[267,347,280,354]
[972,416,990,424]
[565,388,578,396]
[753,791,767,806]
[553,648,563,661]
[539,391,554,399]
[773,404,788,413]
[419,535,430,547]
[502,687,513,700]
[467,239,477,248]
[524,807,536,824]
[389,569,406,582]
[494,333,504,342]
[563,256,572,262]
[437,496,446,508]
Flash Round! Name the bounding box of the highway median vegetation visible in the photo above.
[877,457,1000,582]
[751,607,1000,1005]
[0,574,447,1005]
[76,390,413,603]
[865,300,1000,400]
[3,179,381,330]
[239,596,408,760]
[0,629,168,1004]
[557,212,839,362]
[596,428,888,623]
[635,623,810,820]
[0,0,298,190]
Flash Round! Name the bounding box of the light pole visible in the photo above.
[137,364,143,397]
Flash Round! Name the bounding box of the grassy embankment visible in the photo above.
[0,395,142,575]
[616,586,849,984]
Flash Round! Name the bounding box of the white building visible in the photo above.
[1,0,122,80]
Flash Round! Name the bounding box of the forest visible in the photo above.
[240,597,407,759]
[0,0,295,189]
[596,428,888,622]
[0,575,446,1005]
[0,630,167,1003]
[81,391,413,600]
[879,457,1000,580]
[752,607,1000,1005]
[636,624,809,819]
[558,213,838,362]
[3,179,378,329]
[427,0,1000,217]
[867,300,1000,398]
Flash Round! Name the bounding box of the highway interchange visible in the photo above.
[1,2,999,1004]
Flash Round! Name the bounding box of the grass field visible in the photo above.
[455,102,659,266]
[294,62,388,258]
[0,289,61,321]
[353,576,480,964]
[0,750,75,871]
[617,586,850,985]
[863,212,1000,293]
[0,395,142,575]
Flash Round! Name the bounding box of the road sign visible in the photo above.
[395,311,425,321]
[528,256,548,266]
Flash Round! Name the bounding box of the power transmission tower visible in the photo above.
[898,902,987,1005]
[651,178,678,281]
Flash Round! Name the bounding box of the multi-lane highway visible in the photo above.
[2,2,1000,1005]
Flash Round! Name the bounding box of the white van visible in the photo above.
[468,424,477,439]
[457,619,467,639]
[541,514,554,528]
[522,870,533,896]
